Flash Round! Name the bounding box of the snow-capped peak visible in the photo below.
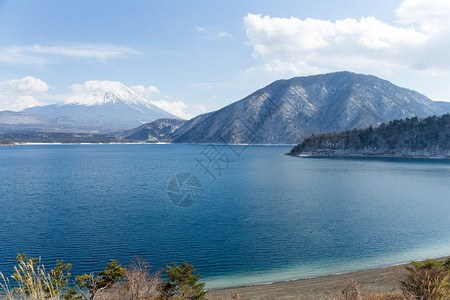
[66,80,152,107]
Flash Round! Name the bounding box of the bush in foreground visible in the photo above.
[0,255,206,300]
[334,258,450,300]
[103,257,161,300]
[399,259,450,299]
[0,253,72,299]
[158,261,206,300]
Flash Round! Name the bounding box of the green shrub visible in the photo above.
[399,259,450,299]
[75,259,126,300]
[159,261,206,300]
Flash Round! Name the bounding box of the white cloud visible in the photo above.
[244,0,450,75]
[196,26,207,32]
[0,76,49,94]
[0,77,48,111]
[0,44,139,65]
[194,104,208,114]
[195,26,233,39]
[69,81,161,102]
[150,100,194,119]
[396,0,450,33]
[130,85,160,98]
[218,31,232,38]
[12,95,42,110]
[69,80,120,94]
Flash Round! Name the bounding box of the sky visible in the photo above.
[0,0,450,119]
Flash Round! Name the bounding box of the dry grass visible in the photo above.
[0,257,161,300]
[0,258,61,299]
[336,277,364,300]
[399,259,450,300]
[361,291,408,300]
[96,257,162,300]
[0,272,15,299]
[332,277,409,300]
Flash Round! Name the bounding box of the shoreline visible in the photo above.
[1,142,294,147]
[6,142,447,161]
[286,153,450,160]
[207,256,449,300]
[0,142,170,146]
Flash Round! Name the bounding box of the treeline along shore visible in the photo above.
[288,113,450,159]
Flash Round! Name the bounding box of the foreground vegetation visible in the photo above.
[1,255,449,299]
[0,255,205,300]
[334,259,450,300]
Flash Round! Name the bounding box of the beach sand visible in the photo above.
[207,257,448,300]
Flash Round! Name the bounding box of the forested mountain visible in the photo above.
[168,72,449,144]
[288,114,450,158]
[120,118,187,142]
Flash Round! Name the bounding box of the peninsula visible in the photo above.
[288,114,450,159]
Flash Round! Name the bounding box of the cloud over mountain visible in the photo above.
[149,100,193,120]
[244,0,450,75]
[0,77,48,111]
[130,85,160,98]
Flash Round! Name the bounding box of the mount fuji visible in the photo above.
[22,81,179,131]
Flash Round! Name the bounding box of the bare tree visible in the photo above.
[104,257,161,300]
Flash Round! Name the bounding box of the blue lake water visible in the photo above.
[0,144,449,289]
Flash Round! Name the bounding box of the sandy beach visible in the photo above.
[207,257,449,300]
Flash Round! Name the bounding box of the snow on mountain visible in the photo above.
[67,81,153,108]
[121,118,187,142]
[0,111,58,131]
[0,111,45,125]
[23,81,180,131]
[170,71,450,144]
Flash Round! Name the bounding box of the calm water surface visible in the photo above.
[0,144,449,288]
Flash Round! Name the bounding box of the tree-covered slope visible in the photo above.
[120,118,187,142]
[288,114,450,158]
[172,72,449,144]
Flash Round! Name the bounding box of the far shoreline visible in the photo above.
[1,142,295,147]
[3,143,449,160]
[285,153,450,160]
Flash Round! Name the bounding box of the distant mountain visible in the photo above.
[121,118,187,142]
[436,101,450,112]
[22,81,179,131]
[288,114,450,159]
[0,111,58,131]
[169,72,449,144]
[122,112,212,142]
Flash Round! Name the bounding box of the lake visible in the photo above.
[0,144,449,289]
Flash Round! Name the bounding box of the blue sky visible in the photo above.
[0,0,449,118]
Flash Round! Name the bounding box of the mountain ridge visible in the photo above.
[120,118,187,141]
[2,72,450,142]
[166,71,448,144]
[0,111,60,132]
